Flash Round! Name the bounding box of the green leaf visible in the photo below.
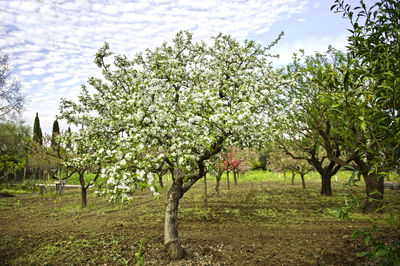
[365,235,371,245]
[360,121,366,131]
[356,251,369,258]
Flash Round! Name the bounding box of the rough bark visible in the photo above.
[320,174,332,196]
[163,135,225,260]
[362,172,384,212]
[81,187,87,208]
[233,171,237,185]
[226,171,230,190]
[164,178,185,260]
[215,178,220,197]
[350,153,385,212]
[300,174,306,189]
[311,158,340,196]
[159,174,164,188]
[79,172,87,208]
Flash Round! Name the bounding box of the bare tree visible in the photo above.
[0,52,25,121]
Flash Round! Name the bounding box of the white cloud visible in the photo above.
[2,0,345,134]
[272,34,348,66]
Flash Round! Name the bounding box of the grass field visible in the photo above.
[0,170,399,265]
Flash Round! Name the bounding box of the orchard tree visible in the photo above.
[294,160,313,189]
[211,158,224,197]
[223,151,242,186]
[274,48,349,196]
[60,129,102,208]
[268,147,307,186]
[0,51,25,121]
[332,0,400,168]
[331,0,400,211]
[59,31,284,259]
[279,46,388,206]
[222,152,232,189]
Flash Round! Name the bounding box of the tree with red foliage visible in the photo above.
[223,152,242,187]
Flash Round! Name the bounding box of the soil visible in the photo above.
[0,177,399,265]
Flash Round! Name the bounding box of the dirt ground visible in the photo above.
[0,176,399,265]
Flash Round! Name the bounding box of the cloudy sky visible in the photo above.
[1,0,356,134]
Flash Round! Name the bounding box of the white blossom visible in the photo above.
[58,31,285,201]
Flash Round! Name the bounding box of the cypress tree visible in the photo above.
[51,119,60,148]
[33,112,43,145]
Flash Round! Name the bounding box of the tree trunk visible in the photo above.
[159,174,164,188]
[226,171,230,190]
[240,170,245,179]
[291,171,295,185]
[164,178,185,260]
[362,172,384,212]
[320,174,332,196]
[233,171,237,185]
[204,174,207,207]
[79,172,87,208]
[300,174,306,189]
[215,177,220,197]
[81,187,87,208]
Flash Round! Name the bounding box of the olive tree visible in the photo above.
[59,31,284,259]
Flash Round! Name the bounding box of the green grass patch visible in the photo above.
[0,188,30,195]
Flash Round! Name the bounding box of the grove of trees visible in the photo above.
[54,0,398,259]
[0,0,398,263]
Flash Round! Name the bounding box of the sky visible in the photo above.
[0,0,359,134]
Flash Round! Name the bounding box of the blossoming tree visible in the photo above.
[59,31,283,259]
[223,151,242,186]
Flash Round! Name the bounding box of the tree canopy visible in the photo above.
[332,0,400,172]
[59,31,285,258]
